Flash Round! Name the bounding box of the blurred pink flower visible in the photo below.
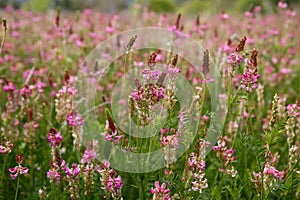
[67,111,83,127]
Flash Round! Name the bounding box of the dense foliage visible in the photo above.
[0,1,300,199]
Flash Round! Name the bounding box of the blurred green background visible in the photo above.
[0,0,299,13]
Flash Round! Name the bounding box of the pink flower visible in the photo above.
[131,90,139,101]
[47,128,63,147]
[106,130,123,144]
[263,163,285,179]
[67,111,83,127]
[161,135,173,146]
[151,181,170,194]
[47,169,61,183]
[65,163,81,177]
[9,155,29,180]
[0,141,13,154]
[9,166,29,180]
[220,12,229,20]
[107,175,123,191]
[279,67,292,75]
[151,87,165,101]
[151,181,170,200]
[5,5,13,12]
[212,146,219,151]
[81,148,96,164]
[241,68,260,92]
[277,1,287,9]
[105,26,115,34]
[36,81,46,93]
[75,40,84,47]
[168,65,182,75]
[254,6,261,13]
[20,85,31,96]
[160,128,169,135]
[59,86,77,96]
[188,152,197,167]
[227,52,243,66]
[169,25,181,36]
[3,82,16,92]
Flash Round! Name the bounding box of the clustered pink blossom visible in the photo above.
[3,80,16,92]
[47,128,65,183]
[0,140,13,154]
[213,136,237,177]
[9,155,28,180]
[263,163,285,179]
[129,54,167,125]
[150,181,170,200]
[55,71,77,122]
[106,175,123,197]
[227,52,243,67]
[131,83,165,103]
[80,144,96,195]
[81,146,96,164]
[188,145,208,193]
[47,128,63,147]
[97,160,123,199]
[241,49,260,92]
[287,103,300,122]
[167,65,182,76]
[47,167,61,183]
[251,163,285,195]
[65,163,80,178]
[161,112,189,167]
[19,84,31,97]
[241,67,260,92]
[64,163,81,199]
[252,144,286,195]
[67,111,83,127]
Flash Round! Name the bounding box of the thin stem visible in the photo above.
[139,174,144,200]
[51,182,55,200]
[222,76,233,135]
[123,53,129,82]
[0,154,7,187]
[14,174,20,200]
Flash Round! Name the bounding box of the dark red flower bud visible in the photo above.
[16,154,23,164]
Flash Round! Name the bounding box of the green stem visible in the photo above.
[51,182,55,200]
[139,174,144,200]
[14,174,20,200]
[0,154,7,187]
[200,84,206,116]
[123,53,129,82]
[222,76,233,135]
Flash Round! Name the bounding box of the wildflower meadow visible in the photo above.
[0,1,300,199]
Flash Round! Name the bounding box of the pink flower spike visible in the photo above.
[3,82,17,92]
[47,128,63,147]
[67,111,83,127]
[81,148,96,164]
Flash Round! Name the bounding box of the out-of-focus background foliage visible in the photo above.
[0,0,299,13]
